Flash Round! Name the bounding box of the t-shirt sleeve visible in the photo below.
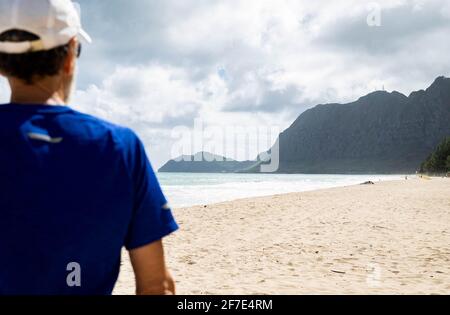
[124,132,178,250]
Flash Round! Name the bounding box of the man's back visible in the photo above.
[0,104,178,295]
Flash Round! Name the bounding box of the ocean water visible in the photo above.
[157,173,404,207]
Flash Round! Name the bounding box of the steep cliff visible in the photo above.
[160,77,450,174]
[273,76,450,173]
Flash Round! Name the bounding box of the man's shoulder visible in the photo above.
[68,108,130,132]
[66,108,140,149]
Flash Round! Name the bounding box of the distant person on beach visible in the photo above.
[0,0,178,295]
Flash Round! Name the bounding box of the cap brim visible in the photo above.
[78,28,92,44]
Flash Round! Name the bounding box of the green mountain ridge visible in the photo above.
[159,76,450,174]
[158,152,257,173]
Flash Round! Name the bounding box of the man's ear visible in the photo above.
[62,38,77,75]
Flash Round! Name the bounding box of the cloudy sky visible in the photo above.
[1,0,450,167]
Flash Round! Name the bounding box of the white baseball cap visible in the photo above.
[0,0,91,54]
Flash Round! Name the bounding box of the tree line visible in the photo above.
[420,137,450,174]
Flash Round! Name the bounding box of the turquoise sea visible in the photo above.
[157,173,404,207]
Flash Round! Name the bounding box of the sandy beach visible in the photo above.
[114,178,450,295]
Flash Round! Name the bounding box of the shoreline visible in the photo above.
[114,177,450,295]
[159,173,404,208]
[181,178,406,208]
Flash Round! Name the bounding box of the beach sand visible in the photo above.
[113,178,450,295]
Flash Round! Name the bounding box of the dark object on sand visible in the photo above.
[331,270,346,274]
[361,181,375,185]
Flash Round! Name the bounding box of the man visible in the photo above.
[0,0,178,295]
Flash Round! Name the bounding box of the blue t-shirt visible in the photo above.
[0,103,178,295]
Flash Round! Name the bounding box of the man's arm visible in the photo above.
[129,240,176,295]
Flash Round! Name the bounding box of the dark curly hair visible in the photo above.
[0,29,70,84]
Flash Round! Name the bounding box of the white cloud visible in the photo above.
[73,64,229,166]
[73,62,291,166]
[68,0,450,166]
[1,0,447,166]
